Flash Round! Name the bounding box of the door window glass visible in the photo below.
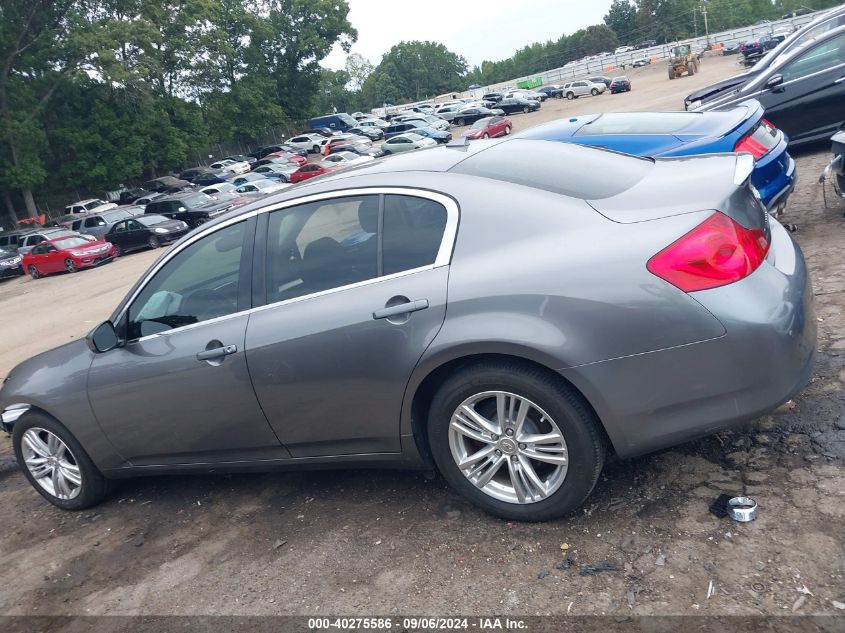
[266,196,379,303]
[781,33,845,82]
[127,222,246,339]
[383,195,448,275]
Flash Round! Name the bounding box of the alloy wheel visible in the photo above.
[21,427,82,500]
[64,258,78,273]
[147,235,160,249]
[448,391,569,504]
[28,265,39,279]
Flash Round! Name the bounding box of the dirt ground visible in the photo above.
[0,53,844,618]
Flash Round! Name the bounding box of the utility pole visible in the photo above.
[701,3,710,46]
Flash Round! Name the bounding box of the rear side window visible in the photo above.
[451,139,653,200]
[576,112,698,136]
[383,195,447,275]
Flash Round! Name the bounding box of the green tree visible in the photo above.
[604,0,638,45]
[345,53,373,92]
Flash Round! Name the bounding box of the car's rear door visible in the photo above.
[245,189,457,457]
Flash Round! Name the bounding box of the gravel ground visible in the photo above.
[0,53,843,617]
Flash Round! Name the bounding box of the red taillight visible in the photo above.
[647,212,769,292]
[734,119,777,159]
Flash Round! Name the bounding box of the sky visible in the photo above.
[322,0,614,71]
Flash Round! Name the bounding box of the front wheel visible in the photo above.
[427,361,606,521]
[483,133,489,139]
[28,265,40,279]
[457,118,466,126]
[312,145,320,154]
[566,92,575,100]
[591,88,599,96]
[13,412,112,510]
[112,244,123,257]
[64,258,78,273]
[147,235,160,249]
[504,126,511,136]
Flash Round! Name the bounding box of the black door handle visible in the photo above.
[196,344,237,361]
[373,299,429,320]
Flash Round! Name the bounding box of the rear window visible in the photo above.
[575,112,699,136]
[450,139,653,200]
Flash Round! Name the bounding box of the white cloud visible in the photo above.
[323,0,613,71]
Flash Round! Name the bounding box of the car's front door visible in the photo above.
[759,32,845,142]
[87,218,286,466]
[245,190,456,457]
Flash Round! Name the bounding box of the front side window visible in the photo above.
[127,221,246,339]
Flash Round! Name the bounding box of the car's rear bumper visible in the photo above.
[754,146,796,210]
[561,217,815,458]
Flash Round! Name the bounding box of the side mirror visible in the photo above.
[87,321,119,353]
[766,74,784,90]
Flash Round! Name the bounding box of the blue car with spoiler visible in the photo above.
[516,100,794,212]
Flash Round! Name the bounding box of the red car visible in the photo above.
[289,163,333,183]
[265,151,307,166]
[462,115,513,140]
[22,235,116,279]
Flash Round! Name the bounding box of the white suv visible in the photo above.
[561,81,606,99]
[287,133,330,154]
[64,199,117,215]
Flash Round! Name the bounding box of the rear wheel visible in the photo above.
[669,69,676,79]
[64,258,78,273]
[147,235,160,249]
[28,265,40,279]
[687,63,695,76]
[13,412,112,510]
[427,361,606,521]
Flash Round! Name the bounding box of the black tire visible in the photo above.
[566,92,575,100]
[523,106,529,113]
[12,411,113,510]
[28,265,40,279]
[687,63,695,76]
[112,243,123,257]
[591,88,599,96]
[427,361,606,521]
[457,118,466,126]
[147,235,160,249]
[312,145,320,154]
[64,258,78,273]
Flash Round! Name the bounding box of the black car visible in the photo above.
[118,188,150,205]
[496,97,541,115]
[740,40,765,64]
[537,85,563,99]
[347,126,384,141]
[249,144,306,160]
[452,107,503,127]
[144,176,192,193]
[145,192,235,228]
[0,246,23,279]
[587,76,612,88]
[721,43,742,55]
[698,25,845,146]
[483,92,504,102]
[610,76,632,93]
[636,40,657,49]
[105,214,190,255]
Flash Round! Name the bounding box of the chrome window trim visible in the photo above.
[120,186,459,342]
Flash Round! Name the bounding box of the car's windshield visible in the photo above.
[54,237,91,250]
[183,193,214,208]
[0,247,16,257]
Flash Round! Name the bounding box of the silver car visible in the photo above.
[69,208,139,239]
[562,80,606,99]
[0,139,815,521]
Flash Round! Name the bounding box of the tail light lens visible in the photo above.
[647,212,769,292]
[734,119,779,159]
